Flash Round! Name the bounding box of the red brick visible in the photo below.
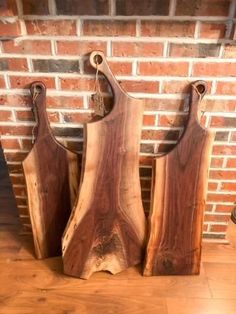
[139,62,189,76]
[0,110,13,121]
[215,204,234,213]
[0,0,18,16]
[57,41,106,55]
[142,129,179,141]
[26,20,77,36]
[163,80,212,94]
[211,117,236,128]
[202,224,209,232]
[33,59,79,73]
[61,112,93,124]
[9,175,26,185]
[60,77,94,91]
[4,151,28,162]
[207,193,236,202]
[0,20,21,36]
[215,131,229,141]
[231,132,236,142]
[21,138,33,150]
[119,80,159,93]
[116,0,169,15]
[210,157,224,168]
[3,40,52,55]
[213,145,236,155]
[46,96,83,109]
[204,214,230,223]
[83,20,136,36]
[140,179,152,190]
[56,0,109,15]
[200,23,226,39]
[159,114,187,127]
[0,125,33,136]
[112,42,163,57]
[193,63,236,77]
[201,99,236,112]
[221,182,236,191]
[84,58,132,76]
[13,186,27,197]
[0,75,5,88]
[216,82,236,95]
[162,80,192,94]
[22,0,49,14]
[223,45,236,58]
[0,94,30,107]
[169,43,220,58]
[227,158,236,168]
[0,58,28,71]
[139,156,153,167]
[210,170,236,180]
[210,224,227,233]
[175,0,230,16]
[15,110,33,122]
[208,182,218,191]
[0,138,20,149]
[142,115,156,126]
[141,21,195,37]
[144,98,184,111]
[10,76,55,89]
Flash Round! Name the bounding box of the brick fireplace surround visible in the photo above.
[0,0,235,239]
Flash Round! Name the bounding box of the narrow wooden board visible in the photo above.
[144,81,215,276]
[62,51,147,279]
[22,82,80,259]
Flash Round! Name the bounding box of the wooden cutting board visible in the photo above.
[22,81,80,259]
[144,81,215,276]
[62,51,147,279]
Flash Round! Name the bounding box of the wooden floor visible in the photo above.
[1,150,236,314]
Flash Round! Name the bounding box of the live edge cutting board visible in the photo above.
[23,81,80,259]
[144,81,215,276]
[62,51,147,279]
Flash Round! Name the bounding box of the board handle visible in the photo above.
[29,81,51,142]
[90,50,124,98]
[190,80,207,125]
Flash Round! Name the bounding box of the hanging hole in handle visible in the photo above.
[196,83,206,95]
[34,84,43,94]
[94,54,103,65]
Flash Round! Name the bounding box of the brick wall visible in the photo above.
[0,0,235,239]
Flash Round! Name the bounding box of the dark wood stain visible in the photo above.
[23,82,80,259]
[144,81,215,276]
[63,51,146,279]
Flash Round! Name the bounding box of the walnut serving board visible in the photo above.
[144,81,215,276]
[62,51,147,279]
[23,82,80,259]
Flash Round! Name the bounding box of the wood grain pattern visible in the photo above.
[22,82,80,259]
[1,224,236,314]
[62,51,146,279]
[144,81,215,276]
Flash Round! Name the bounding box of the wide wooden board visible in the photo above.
[22,82,80,259]
[62,51,147,279]
[144,81,215,276]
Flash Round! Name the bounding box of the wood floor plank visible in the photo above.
[166,298,236,314]
[204,262,236,299]
[1,229,236,313]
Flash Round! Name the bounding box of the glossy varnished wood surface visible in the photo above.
[1,227,236,314]
[144,81,215,276]
[22,82,80,259]
[62,51,146,279]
